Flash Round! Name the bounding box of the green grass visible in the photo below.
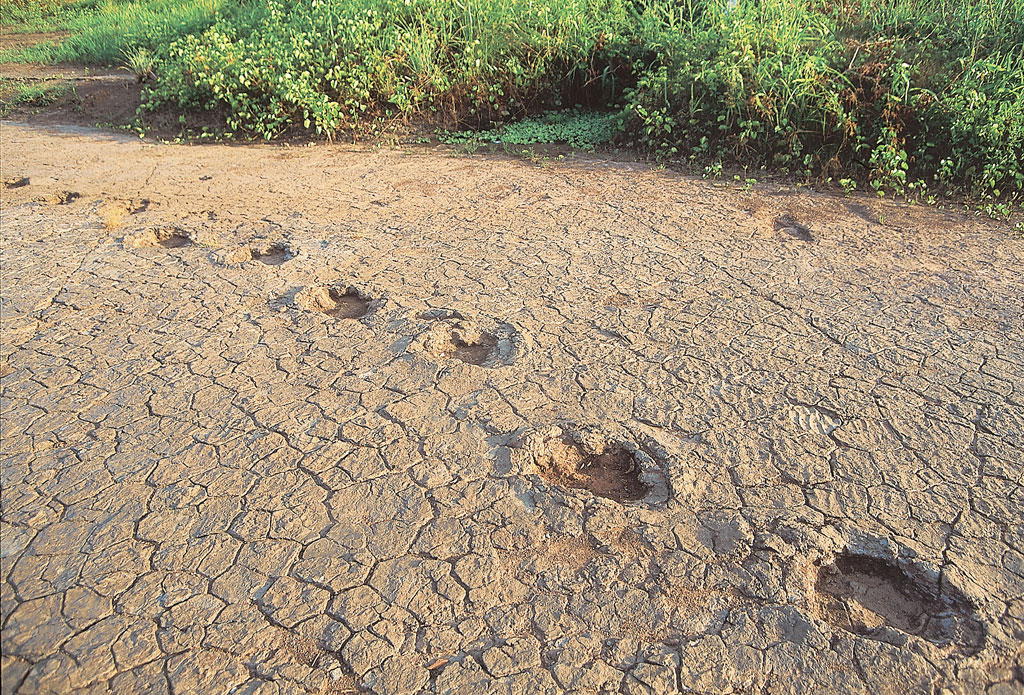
[1,0,228,64]
[0,0,94,33]
[0,79,71,116]
[2,0,1022,204]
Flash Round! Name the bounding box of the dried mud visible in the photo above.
[1,122,1022,695]
[295,285,373,319]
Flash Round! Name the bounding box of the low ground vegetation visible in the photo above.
[3,0,1022,206]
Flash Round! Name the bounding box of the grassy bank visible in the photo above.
[1,0,228,63]
[3,0,1023,204]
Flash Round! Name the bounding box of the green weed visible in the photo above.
[121,44,154,82]
[440,110,621,151]
[2,0,229,65]
[0,79,71,116]
[2,0,1022,205]
[0,0,94,32]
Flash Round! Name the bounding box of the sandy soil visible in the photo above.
[1,121,1022,694]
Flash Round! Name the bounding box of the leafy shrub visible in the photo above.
[619,0,1024,199]
[144,0,639,138]
[5,0,1022,200]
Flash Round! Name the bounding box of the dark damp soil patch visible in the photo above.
[0,68,228,141]
[536,435,650,503]
[816,552,985,654]
[252,243,292,266]
[774,213,813,241]
[295,285,371,319]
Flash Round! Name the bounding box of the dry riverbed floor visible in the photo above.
[1,122,1023,694]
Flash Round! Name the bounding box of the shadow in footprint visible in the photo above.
[252,243,292,266]
[774,213,814,242]
[158,235,190,249]
[447,333,497,366]
[37,190,81,205]
[296,285,371,319]
[816,552,985,654]
[536,436,650,503]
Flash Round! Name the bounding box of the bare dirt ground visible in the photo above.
[1,121,1023,695]
[0,32,69,52]
[0,66,144,130]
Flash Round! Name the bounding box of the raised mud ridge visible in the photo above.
[816,552,986,654]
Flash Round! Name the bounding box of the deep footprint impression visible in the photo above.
[295,285,372,319]
[775,213,814,241]
[412,312,518,367]
[432,325,499,366]
[251,242,293,265]
[222,241,294,265]
[124,227,192,249]
[519,428,665,504]
[816,552,986,653]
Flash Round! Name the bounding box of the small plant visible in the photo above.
[703,161,724,179]
[440,110,621,154]
[839,178,857,195]
[122,45,156,83]
[0,80,70,117]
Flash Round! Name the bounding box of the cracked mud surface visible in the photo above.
[1,123,1023,695]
